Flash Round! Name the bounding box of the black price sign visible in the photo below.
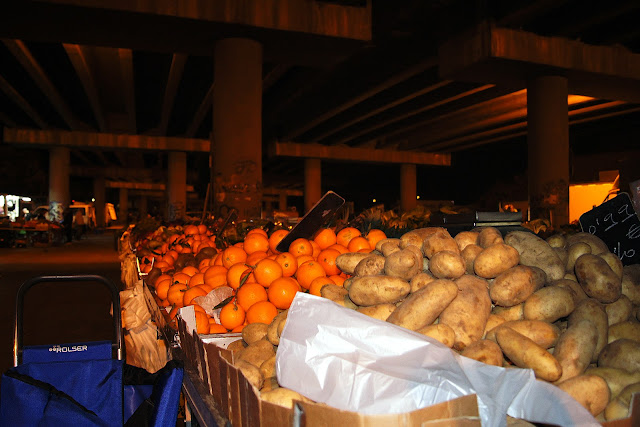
[579,192,640,265]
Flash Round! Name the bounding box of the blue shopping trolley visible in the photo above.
[1,275,183,426]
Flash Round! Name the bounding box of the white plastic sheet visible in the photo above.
[276,293,600,427]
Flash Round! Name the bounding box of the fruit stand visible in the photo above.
[118,202,640,426]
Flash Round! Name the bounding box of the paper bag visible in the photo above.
[276,293,600,427]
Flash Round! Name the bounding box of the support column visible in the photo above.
[400,163,417,213]
[527,76,570,227]
[167,151,187,221]
[212,38,263,220]
[304,158,322,214]
[48,146,70,222]
[138,195,148,218]
[119,188,128,225]
[93,176,105,228]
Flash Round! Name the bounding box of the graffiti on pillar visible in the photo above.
[49,201,64,223]
[213,159,262,220]
[168,201,185,222]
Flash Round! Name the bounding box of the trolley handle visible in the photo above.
[14,275,123,366]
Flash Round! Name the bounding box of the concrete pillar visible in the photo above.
[400,163,417,212]
[527,76,570,226]
[93,176,105,228]
[138,195,148,218]
[167,151,187,221]
[119,188,128,225]
[212,38,263,220]
[48,146,70,222]
[304,158,322,214]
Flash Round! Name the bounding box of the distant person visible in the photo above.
[62,208,73,243]
[74,209,86,240]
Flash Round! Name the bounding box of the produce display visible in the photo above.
[137,222,640,422]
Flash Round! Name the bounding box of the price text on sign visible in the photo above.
[579,193,640,266]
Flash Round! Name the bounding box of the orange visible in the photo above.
[167,283,188,307]
[227,263,252,290]
[153,261,170,272]
[268,229,289,254]
[183,285,208,306]
[253,258,283,288]
[221,246,247,269]
[172,272,191,285]
[197,224,208,235]
[336,227,361,248]
[236,282,269,312]
[208,323,228,334]
[245,301,279,325]
[199,283,214,293]
[231,324,245,333]
[310,240,321,258]
[327,243,349,254]
[313,228,337,250]
[198,258,212,271]
[219,302,246,330]
[204,265,227,279]
[289,238,313,257]
[358,247,373,253]
[246,250,268,266]
[246,227,268,238]
[243,233,270,255]
[204,271,228,289]
[296,254,314,268]
[296,260,327,290]
[167,249,180,261]
[153,273,172,287]
[328,274,345,287]
[347,236,371,253]
[188,272,205,287]
[213,253,223,266]
[194,311,210,334]
[240,269,257,284]
[275,252,297,277]
[316,248,341,276]
[192,304,206,314]
[184,224,199,236]
[308,276,336,297]
[268,277,301,309]
[155,278,172,300]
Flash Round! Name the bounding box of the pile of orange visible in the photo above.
[147,224,387,335]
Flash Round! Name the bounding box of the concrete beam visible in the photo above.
[3,128,209,152]
[105,181,194,192]
[439,22,640,103]
[270,141,451,166]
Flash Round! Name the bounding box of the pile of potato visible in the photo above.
[224,226,640,421]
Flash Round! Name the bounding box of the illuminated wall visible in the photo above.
[569,182,616,223]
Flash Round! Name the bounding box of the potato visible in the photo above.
[422,233,459,258]
[460,339,504,366]
[551,278,588,304]
[259,354,276,380]
[604,382,640,421]
[494,325,562,381]
[429,250,466,279]
[523,286,575,323]
[476,227,504,248]
[575,254,622,304]
[409,271,437,293]
[556,374,609,417]
[235,339,275,368]
[605,295,633,325]
[401,227,447,249]
[321,283,358,309]
[267,310,288,346]
[384,248,422,280]
[336,252,372,275]
[504,231,565,281]
[473,243,520,279]
[348,275,411,306]
[585,366,640,400]
[598,339,640,372]
[483,314,506,338]
[566,242,592,272]
[554,247,568,268]
[600,252,624,280]
[490,265,545,307]
[461,244,483,275]
[376,237,400,253]
[454,231,479,251]
[439,275,492,350]
[569,298,609,363]
[485,319,560,349]
[565,232,610,255]
[235,359,264,390]
[260,387,312,408]
[622,264,640,305]
[242,322,269,345]
[353,253,386,276]
[608,321,640,344]
[416,323,456,348]
[546,233,566,249]
[564,273,578,281]
[227,339,247,354]
[260,377,279,392]
[378,239,402,256]
[492,303,524,322]
[553,320,598,383]
[356,303,396,321]
[386,279,458,331]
